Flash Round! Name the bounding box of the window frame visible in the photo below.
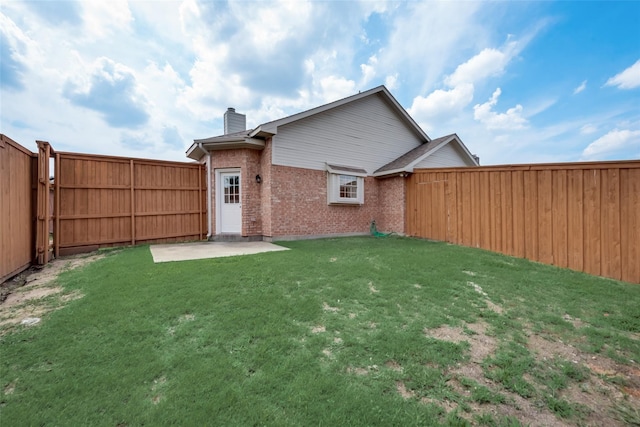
[326,164,366,205]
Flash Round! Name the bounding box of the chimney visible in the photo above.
[224,107,246,134]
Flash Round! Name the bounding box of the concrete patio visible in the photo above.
[149,241,289,263]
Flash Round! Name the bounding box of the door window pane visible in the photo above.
[223,175,240,204]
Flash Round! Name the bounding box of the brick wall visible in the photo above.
[209,147,406,239]
[260,138,273,236]
[377,176,406,234]
[268,165,403,238]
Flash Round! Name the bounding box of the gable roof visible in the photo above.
[249,85,430,142]
[373,133,479,177]
[186,85,430,160]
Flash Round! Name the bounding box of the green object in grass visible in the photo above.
[370,220,393,237]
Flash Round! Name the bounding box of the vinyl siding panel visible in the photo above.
[272,93,423,173]
[414,143,470,168]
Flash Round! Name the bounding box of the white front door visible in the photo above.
[218,171,242,233]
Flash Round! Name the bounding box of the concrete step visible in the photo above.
[209,234,263,243]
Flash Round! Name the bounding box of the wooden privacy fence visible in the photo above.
[1,136,33,282]
[0,136,53,282]
[55,151,206,255]
[1,135,207,282]
[406,161,640,284]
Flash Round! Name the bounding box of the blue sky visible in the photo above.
[1,0,639,164]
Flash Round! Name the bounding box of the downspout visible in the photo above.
[203,144,213,239]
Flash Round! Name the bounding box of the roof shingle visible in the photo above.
[374,134,456,174]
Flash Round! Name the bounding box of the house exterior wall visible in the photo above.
[207,149,409,239]
[376,176,406,234]
[265,165,404,239]
[209,148,263,237]
[271,93,423,174]
[414,142,471,168]
[260,138,273,236]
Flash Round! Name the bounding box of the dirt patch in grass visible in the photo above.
[562,313,585,329]
[179,314,195,322]
[322,302,339,312]
[396,381,415,399]
[347,367,369,376]
[0,253,104,334]
[424,320,639,426]
[467,281,503,314]
[347,365,379,376]
[385,360,403,372]
[528,333,583,362]
[4,380,17,395]
[426,321,497,364]
[150,376,167,405]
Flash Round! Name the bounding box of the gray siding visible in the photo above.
[272,93,423,173]
[224,109,246,134]
[414,142,471,168]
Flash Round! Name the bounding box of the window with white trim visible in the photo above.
[326,164,366,205]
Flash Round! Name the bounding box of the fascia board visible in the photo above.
[372,167,410,177]
[201,139,265,151]
[326,163,368,177]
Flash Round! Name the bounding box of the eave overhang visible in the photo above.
[326,163,368,177]
[372,168,412,178]
[186,137,265,161]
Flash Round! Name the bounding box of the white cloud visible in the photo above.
[62,57,150,128]
[445,45,514,87]
[582,129,640,159]
[404,32,532,135]
[573,80,587,94]
[580,124,597,135]
[408,84,474,129]
[231,0,313,55]
[319,76,356,103]
[379,1,486,93]
[81,0,133,38]
[473,88,527,130]
[605,60,640,89]
[385,74,398,90]
[360,55,378,85]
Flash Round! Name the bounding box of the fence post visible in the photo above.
[35,141,52,265]
[130,159,135,246]
[199,164,203,239]
[54,152,60,258]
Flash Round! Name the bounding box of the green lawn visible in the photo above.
[1,237,639,426]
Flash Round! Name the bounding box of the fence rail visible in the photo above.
[406,161,640,284]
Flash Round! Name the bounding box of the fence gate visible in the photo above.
[0,137,54,282]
